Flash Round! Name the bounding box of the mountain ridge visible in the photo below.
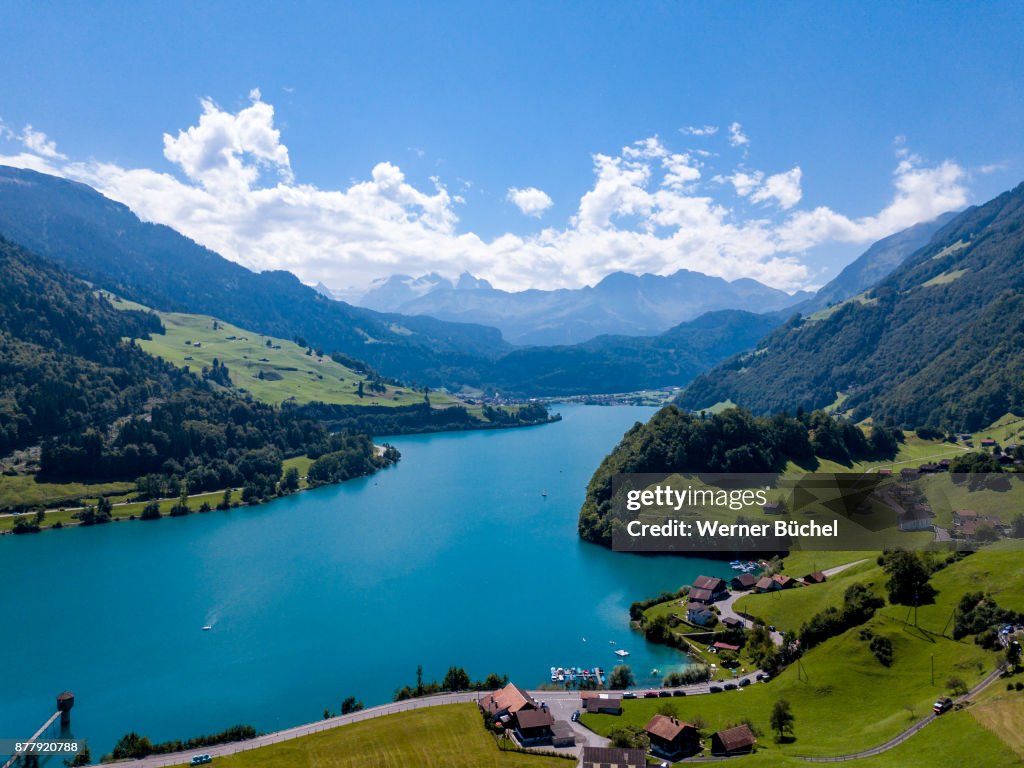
[678,181,1024,430]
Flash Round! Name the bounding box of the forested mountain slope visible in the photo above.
[679,182,1024,430]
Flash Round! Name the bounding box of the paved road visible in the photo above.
[793,664,1006,762]
[88,675,777,768]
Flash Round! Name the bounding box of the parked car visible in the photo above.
[659,690,672,697]
[644,691,659,698]
[768,625,776,632]
[623,692,637,699]
[724,682,738,690]
[709,685,723,693]
[933,697,953,714]
[190,756,213,766]
[571,710,580,722]
[672,689,687,697]
[739,678,751,687]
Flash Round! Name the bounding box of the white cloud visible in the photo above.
[507,186,553,217]
[680,125,718,137]
[728,122,750,148]
[0,98,970,294]
[21,125,66,159]
[750,167,803,209]
[979,162,1007,174]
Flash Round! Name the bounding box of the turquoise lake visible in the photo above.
[1,404,732,755]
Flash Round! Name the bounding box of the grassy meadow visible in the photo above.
[214,704,567,768]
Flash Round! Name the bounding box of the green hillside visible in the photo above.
[585,545,1023,761]
[106,294,458,409]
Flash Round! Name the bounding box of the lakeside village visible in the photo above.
[479,569,810,765]
[476,541,1023,767]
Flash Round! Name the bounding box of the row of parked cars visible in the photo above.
[622,675,763,699]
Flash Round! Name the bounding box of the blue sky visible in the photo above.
[1,1,1022,293]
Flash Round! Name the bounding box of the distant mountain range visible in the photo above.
[679,181,1024,430]
[354,269,812,345]
[0,164,966,401]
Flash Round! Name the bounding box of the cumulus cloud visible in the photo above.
[0,97,971,293]
[507,186,553,217]
[728,122,750,148]
[750,167,803,209]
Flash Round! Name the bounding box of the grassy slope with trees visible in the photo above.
[577,404,904,546]
[584,543,1024,762]
[679,181,1024,431]
[0,236,396,519]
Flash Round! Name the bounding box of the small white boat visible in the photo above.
[614,649,630,657]
[541,490,548,497]
[201,625,213,631]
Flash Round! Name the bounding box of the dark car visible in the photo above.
[709,685,723,693]
[623,692,637,699]
[739,678,751,687]
[659,690,673,697]
[724,682,738,690]
[644,691,659,698]
[933,697,953,714]
[571,710,580,722]
[672,689,687,697]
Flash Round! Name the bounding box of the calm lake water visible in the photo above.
[1,404,730,755]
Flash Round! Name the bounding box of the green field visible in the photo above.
[0,456,322,530]
[734,558,882,633]
[215,704,567,768]
[588,548,1020,759]
[719,704,1019,767]
[121,303,457,408]
[0,474,134,511]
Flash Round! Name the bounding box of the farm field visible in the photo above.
[215,704,566,768]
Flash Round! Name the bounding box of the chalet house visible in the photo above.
[686,602,715,626]
[645,714,701,760]
[877,468,893,476]
[763,501,785,515]
[688,587,715,604]
[918,462,941,473]
[772,574,795,589]
[731,573,757,591]
[898,504,934,532]
[981,438,997,448]
[939,459,952,469]
[581,692,623,715]
[550,720,576,748]
[722,616,744,631]
[514,707,555,745]
[900,468,921,481]
[692,575,729,601]
[711,641,740,653]
[958,517,1002,539]
[953,510,978,526]
[804,571,827,584]
[479,682,537,720]
[755,576,778,592]
[580,746,646,768]
[711,723,757,755]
